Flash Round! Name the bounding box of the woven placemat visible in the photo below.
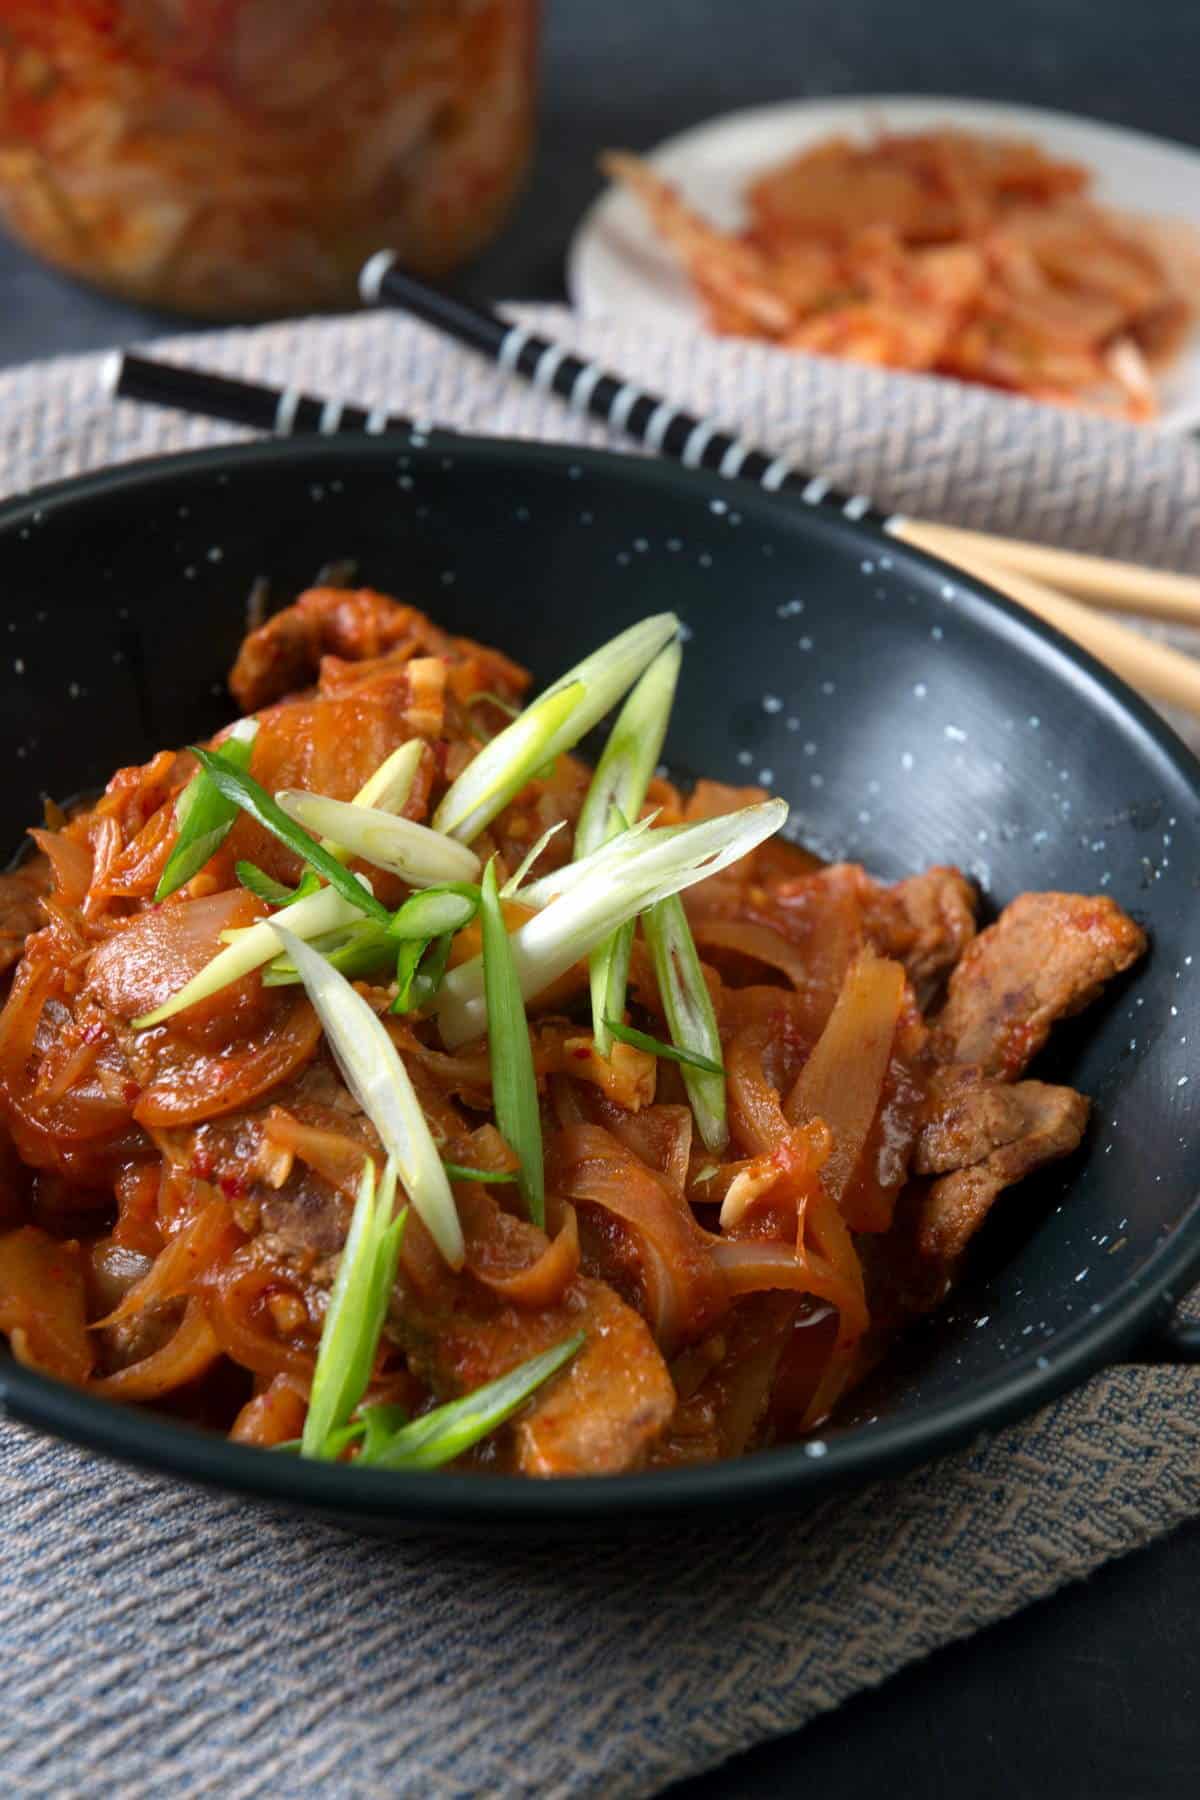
[0,311,1197,1798]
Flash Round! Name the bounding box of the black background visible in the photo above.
[0,2,1196,1793]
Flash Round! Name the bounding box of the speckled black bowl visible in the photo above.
[0,434,1196,1534]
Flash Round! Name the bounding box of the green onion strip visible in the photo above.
[436,800,788,1049]
[575,640,681,1056]
[154,720,258,901]
[602,1012,725,1076]
[271,924,464,1268]
[301,1156,407,1460]
[433,612,679,843]
[190,747,393,925]
[643,894,728,1151]
[276,789,480,889]
[356,1333,584,1470]
[287,1333,585,1471]
[479,859,545,1228]
[441,1162,520,1184]
[133,875,376,1028]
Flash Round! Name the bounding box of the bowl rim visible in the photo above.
[1,431,1197,1524]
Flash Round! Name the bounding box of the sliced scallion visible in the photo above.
[384,888,481,1013]
[467,690,522,720]
[261,919,394,987]
[431,681,583,845]
[391,931,454,1015]
[576,641,681,1053]
[514,811,660,910]
[154,720,258,901]
[434,613,679,842]
[499,819,568,898]
[301,1156,406,1460]
[190,747,393,926]
[350,737,424,814]
[573,641,680,859]
[282,1338,586,1468]
[387,883,479,941]
[276,790,480,889]
[271,923,464,1267]
[356,1333,585,1471]
[602,1013,724,1075]
[441,1161,519,1184]
[437,800,787,1048]
[593,918,636,1058]
[321,737,426,863]
[644,894,728,1151]
[236,861,321,907]
[465,690,522,740]
[356,1404,409,1462]
[479,859,544,1228]
[132,876,374,1028]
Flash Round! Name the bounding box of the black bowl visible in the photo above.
[1,435,1197,1534]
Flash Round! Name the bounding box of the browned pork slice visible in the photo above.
[713,862,975,1021]
[930,891,1146,1080]
[229,587,450,709]
[229,585,529,712]
[394,1203,676,1478]
[0,857,51,975]
[913,1064,1090,1262]
[862,865,978,1002]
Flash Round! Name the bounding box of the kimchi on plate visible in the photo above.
[605,127,1200,420]
[0,587,1146,1477]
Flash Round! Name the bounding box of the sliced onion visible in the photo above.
[94,1197,239,1327]
[549,1123,724,1353]
[91,1296,220,1400]
[784,948,905,1203]
[468,1200,580,1309]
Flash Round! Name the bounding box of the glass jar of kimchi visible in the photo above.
[0,1,539,316]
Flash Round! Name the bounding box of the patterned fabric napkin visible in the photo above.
[0,310,1197,1798]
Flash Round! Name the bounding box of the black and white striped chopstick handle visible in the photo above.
[360,253,892,532]
[106,351,425,442]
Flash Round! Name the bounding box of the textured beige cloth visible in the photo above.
[0,311,1197,1798]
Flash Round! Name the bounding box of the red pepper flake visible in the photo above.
[123,1081,140,1105]
[190,1150,214,1180]
[81,1022,105,1045]
[219,1174,246,1200]
[572,1046,592,1061]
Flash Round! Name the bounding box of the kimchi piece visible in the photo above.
[0,584,1146,1476]
[605,126,1200,420]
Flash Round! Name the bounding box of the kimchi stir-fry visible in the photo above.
[0,589,1146,1476]
[606,127,1200,419]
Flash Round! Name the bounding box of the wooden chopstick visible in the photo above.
[897,524,1200,715]
[906,520,1200,627]
[108,346,1200,718]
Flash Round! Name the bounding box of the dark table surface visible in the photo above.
[0,2,1196,1794]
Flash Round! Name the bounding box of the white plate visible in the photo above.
[568,94,1200,432]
